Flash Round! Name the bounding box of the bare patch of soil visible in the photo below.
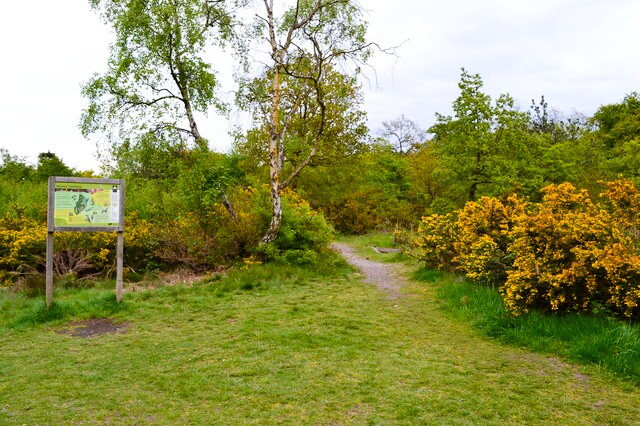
[56,318,131,338]
[332,242,405,300]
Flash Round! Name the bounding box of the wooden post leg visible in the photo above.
[116,231,124,302]
[46,232,54,308]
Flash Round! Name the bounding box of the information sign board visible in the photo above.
[46,177,125,306]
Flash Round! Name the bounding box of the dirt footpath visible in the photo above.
[331,242,405,300]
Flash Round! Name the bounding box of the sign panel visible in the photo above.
[53,181,121,227]
[47,177,125,232]
[46,176,126,307]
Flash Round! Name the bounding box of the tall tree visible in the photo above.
[240,0,374,243]
[0,149,33,182]
[530,95,589,144]
[34,152,75,181]
[430,69,494,203]
[591,92,640,149]
[80,0,234,159]
[236,65,368,175]
[378,114,426,154]
[591,92,640,181]
[429,69,532,205]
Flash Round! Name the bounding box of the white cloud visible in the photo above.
[363,0,640,132]
[0,1,111,171]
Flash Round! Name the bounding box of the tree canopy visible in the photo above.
[73,0,640,246]
[81,0,234,158]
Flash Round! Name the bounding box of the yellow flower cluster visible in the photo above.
[242,255,262,269]
[412,180,640,319]
[412,212,458,271]
[454,195,525,284]
[0,211,156,285]
[503,182,640,318]
[0,215,47,284]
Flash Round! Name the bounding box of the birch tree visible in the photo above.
[241,0,373,243]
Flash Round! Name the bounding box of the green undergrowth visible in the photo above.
[414,268,640,385]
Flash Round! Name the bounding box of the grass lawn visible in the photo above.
[2,248,640,424]
[417,268,640,386]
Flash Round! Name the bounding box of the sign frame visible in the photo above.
[46,177,126,307]
[48,177,125,232]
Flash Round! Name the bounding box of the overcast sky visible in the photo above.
[1,0,639,172]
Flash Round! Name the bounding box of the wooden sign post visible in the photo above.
[46,177,125,307]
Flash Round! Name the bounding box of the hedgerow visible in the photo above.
[0,212,156,286]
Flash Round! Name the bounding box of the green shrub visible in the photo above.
[0,163,336,286]
[0,180,47,221]
[275,189,334,251]
[255,188,335,265]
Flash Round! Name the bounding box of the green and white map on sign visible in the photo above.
[54,182,121,227]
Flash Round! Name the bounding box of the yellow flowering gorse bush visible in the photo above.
[502,183,612,315]
[454,195,526,284]
[0,215,47,284]
[411,212,458,271]
[412,180,640,320]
